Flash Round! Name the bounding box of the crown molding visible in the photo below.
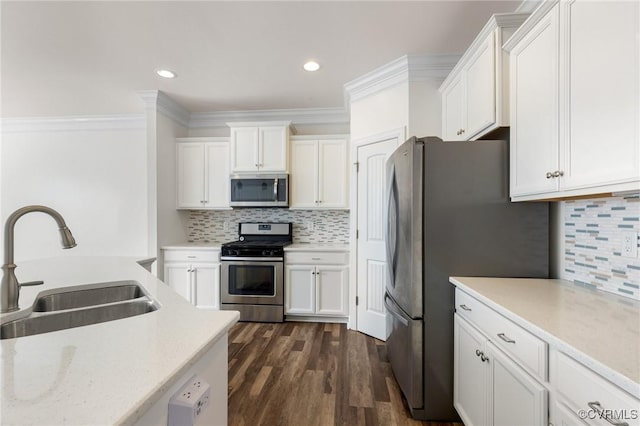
[343,54,459,106]
[189,107,349,132]
[516,0,543,14]
[440,12,530,90]
[1,114,146,133]
[137,90,190,127]
[504,1,558,52]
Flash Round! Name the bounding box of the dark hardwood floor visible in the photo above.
[228,322,462,426]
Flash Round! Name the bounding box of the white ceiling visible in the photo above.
[1,1,520,118]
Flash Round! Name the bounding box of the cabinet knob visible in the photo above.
[480,353,489,362]
[475,349,482,357]
[553,170,564,178]
[546,172,554,179]
[461,129,465,134]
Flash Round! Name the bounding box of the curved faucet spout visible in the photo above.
[1,205,77,313]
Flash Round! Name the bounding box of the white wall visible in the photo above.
[408,79,442,138]
[350,82,410,141]
[155,112,189,277]
[1,125,148,262]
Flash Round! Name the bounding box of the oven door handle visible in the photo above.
[221,256,284,262]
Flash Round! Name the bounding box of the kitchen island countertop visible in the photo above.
[285,243,350,252]
[0,256,239,425]
[450,276,640,399]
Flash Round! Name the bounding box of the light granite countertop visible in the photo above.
[285,243,350,252]
[450,276,640,399]
[161,242,223,250]
[0,256,239,425]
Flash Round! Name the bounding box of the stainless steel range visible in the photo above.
[220,222,292,322]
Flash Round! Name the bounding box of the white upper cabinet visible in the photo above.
[228,122,290,173]
[290,135,349,210]
[177,137,230,210]
[506,0,640,200]
[440,13,530,141]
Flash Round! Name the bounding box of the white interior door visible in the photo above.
[356,135,399,341]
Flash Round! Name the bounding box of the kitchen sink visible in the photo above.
[33,281,145,312]
[0,281,159,339]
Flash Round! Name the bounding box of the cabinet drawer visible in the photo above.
[554,351,640,426]
[455,288,547,380]
[163,249,220,263]
[285,251,348,265]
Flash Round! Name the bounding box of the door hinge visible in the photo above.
[354,161,359,172]
[356,229,359,239]
[356,296,359,306]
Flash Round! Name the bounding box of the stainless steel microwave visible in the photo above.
[229,174,288,207]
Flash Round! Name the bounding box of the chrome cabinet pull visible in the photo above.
[497,333,516,344]
[311,258,321,261]
[187,255,196,259]
[587,401,629,426]
[459,304,472,311]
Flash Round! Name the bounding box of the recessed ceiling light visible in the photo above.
[155,69,177,79]
[303,61,320,72]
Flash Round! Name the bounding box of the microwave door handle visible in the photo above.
[274,178,278,201]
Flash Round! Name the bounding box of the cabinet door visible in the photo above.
[466,31,496,139]
[205,142,230,209]
[318,139,348,209]
[285,265,315,314]
[510,4,560,197]
[230,127,259,172]
[259,126,288,172]
[192,262,220,310]
[177,143,205,208]
[442,74,466,141]
[559,0,640,190]
[454,315,489,426]
[551,400,587,426]
[290,139,318,208]
[163,262,192,303]
[315,266,348,316]
[487,341,548,426]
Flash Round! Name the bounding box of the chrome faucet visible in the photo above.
[1,205,76,313]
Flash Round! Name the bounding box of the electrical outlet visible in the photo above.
[622,231,639,258]
[168,374,211,426]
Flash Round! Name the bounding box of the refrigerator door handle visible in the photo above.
[385,165,399,288]
[384,293,408,326]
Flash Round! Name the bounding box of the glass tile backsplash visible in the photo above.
[187,209,350,244]
[563,195,640,300]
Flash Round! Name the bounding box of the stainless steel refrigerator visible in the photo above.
[384,136,549,421]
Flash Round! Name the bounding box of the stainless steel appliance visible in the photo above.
[384,136,549,421]
[229,174,288,207]
[220,222,291,322]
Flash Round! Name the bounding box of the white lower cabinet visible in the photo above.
[454,314,547,426]
[454,285,640,426]
[285,250,349,320]
[162,248,220,310]
[550,349,640,426]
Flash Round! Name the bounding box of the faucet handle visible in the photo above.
[20,280,44,287]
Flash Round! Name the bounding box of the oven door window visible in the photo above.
[228,264,276,296]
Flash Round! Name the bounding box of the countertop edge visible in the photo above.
[449,276,640,400]
[284,244,350,252]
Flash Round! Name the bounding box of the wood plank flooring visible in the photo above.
[228,322,462,426]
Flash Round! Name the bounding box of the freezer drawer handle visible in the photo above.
[497,333,516,344]
[459,304,472,311]
[384,294,409,326]
[587,401,629,426]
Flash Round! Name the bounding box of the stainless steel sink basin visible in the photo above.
[0,281,159,339]
[34,281,145,312]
